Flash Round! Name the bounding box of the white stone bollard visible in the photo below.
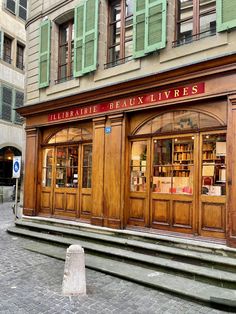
[62,244,86,296]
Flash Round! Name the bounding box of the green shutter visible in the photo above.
[82,0,99,74]
[133,0,146,58]
[217,0,236,32]
[74,0,99,77]
[134,0,166,58]
[74,4,84,77]
[0,31,3,59]
[145,0,166,53]
[39,19,51,88]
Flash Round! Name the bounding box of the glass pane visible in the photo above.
[153,166,172,193]
[82,145,92,188]
[68,128,82,141]
[178,0,193,44]
[42,149,53,187]
[66,147,78,187]
[199,0,216,36]
[202,134,226,196]
[153,137,194,194]
[56,147,67,187]
[173,111,198,131]
[55,129,68,143]
[153,139,172,165]
[130,141,147,192]
[173,164,193,194]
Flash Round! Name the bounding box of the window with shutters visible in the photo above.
[106,0,133,68]
[5,0,27,21]
[1,86,13,122]
[16,42,24,70]
[3,35,12,64]
[14,91,24,124]
[57,20,74,83]
[173,0,216,47]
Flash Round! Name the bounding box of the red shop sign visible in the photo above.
[48,82,205,122]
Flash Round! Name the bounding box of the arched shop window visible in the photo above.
[0,146,21,186]
[134,110,224,135]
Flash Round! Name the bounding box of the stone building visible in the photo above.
[0,0,27,200]
[18,0,236,247]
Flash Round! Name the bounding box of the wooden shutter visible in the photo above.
[74,4,84,77]
[133,0,146,58]
[82,0,99,74]
[39,19,51,88]
[217,0,236,32]
[0,31,3,60]
[134,0,166,58]
[1,86,13,122]
[145,0,166,53]
[14,90,24,124]
[74,0,99,77]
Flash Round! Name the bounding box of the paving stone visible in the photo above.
[0,202,231,314]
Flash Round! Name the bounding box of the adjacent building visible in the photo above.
[0,0,27,200]
[19,0,236,247]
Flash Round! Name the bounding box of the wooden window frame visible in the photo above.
[174,0,216,46]
[3,35,12,64]
[58,20,74,83]
[16,42,24,70]
[106,0,133,68]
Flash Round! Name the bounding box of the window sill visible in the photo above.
[160,32,228,64]
[94,58,141,82]
[46,78,80,96]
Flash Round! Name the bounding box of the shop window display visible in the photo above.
[152,137,194,194]
[201,133,226,196]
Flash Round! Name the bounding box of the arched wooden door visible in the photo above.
[40,128,92,221]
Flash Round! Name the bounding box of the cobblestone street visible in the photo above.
[0,202,229,314]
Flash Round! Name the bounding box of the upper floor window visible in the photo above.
[3,35,12,64]
[58,20,74,83]
[0,85,24,124]
[16,42,24,70]
[106,0,133,68]
[5,0,27,21]
[174,0,216,47]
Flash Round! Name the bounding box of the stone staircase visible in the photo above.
[7,216,236,311]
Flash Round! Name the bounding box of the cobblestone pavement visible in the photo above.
[0,202,229,314]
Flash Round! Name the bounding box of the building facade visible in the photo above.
[0,0,27,199]
[19,0,236,247]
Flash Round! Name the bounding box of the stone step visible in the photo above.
[23,241,236,311]
[7,226,236,288]
[13,220,236,271]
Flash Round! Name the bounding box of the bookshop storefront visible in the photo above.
[19,70,236,247]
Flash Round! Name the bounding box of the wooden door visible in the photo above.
[127,140,151,227]
[199,131,226,238]
[40,147,54,215]
[53,146,79,218]
[150,135,198,234]
[40,143,92,220]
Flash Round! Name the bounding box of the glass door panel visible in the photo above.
[42,148,53,187]
[201,133,226,196]
[152,136,194,195]
[130,141,147,192]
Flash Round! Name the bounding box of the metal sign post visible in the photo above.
[12,156,21,219]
